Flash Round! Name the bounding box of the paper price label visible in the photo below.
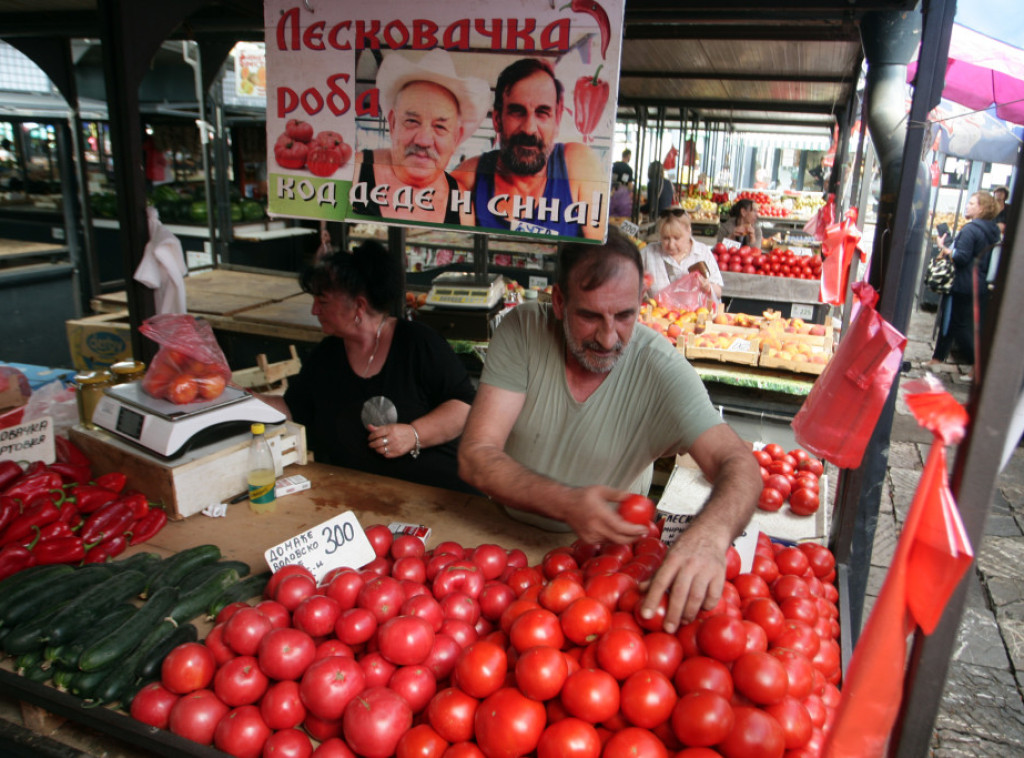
[0,415,54,466]
[264,511,376,582]
[721,237,742,250]
[728,339,752,352]
[619,220,640,238]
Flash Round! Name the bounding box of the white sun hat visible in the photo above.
[376,49,491,143]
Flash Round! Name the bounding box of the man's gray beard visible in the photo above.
[562,317,623,374]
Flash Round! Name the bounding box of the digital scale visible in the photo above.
[426,272,505,310]
[91,383,286,459]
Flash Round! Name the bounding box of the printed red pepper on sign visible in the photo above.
[84,534,127,564]
[128,507,168,546]
[0,544,35,582]
[564,0,610,60]
[573,65,609,143]
[55,436,91,468]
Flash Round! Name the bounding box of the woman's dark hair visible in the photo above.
[557,226,644,298]
[729,198,755,220]
[300,240,402,313]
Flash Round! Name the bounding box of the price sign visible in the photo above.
[721,237,742,250]
[0,415,54,466]
[264,511,376,582]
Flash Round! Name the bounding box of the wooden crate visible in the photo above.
[681,333,761,366]
[231,345,302,395]
[758,346,830,375]
[70,421,307,519]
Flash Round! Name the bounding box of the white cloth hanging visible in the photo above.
[134,206,188,314]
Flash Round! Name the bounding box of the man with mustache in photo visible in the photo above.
[456,58,605,239]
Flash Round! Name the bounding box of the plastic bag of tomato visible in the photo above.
[133,523,841,758]
[139,315,232,405]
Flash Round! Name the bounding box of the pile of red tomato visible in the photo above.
[712,245,822,281]
[131,524,840,758]
[755,445,824,517]
[735,191,773,206]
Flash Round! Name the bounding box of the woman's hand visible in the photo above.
[698,274,712,294]
[367,423,418,458]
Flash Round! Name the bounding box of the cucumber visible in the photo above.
[208,571,272,617]
[15,649,43,672]
[41,569,148,647]
[145,545,221,596]
[45,604,137,668]
[70,666,114,699]
[78,585,179,672]
[0,565,116,629]
[91,618,185,705]
[170,566,240,624]
[0,565,77,623]
[135,622,198,681]
[3,599,78,656]
[112,551,162,573]
[21,660,52,683]
[51,666,76,692]
[177,560,250,594]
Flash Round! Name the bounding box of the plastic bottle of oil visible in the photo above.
[247,423,277,513]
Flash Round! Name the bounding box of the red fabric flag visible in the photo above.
[819,213,863,305]
[823,377,971,757]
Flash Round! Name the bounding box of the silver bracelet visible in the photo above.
[410,424,421,459]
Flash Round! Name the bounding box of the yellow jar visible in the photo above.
[110,360,146,385]
[75,370,114,429]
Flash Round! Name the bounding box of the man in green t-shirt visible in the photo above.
[458,227,761,633]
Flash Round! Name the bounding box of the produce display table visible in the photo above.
[0,238,69,267]
[0,463,574,757]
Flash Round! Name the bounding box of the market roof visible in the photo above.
[0,0,918,135]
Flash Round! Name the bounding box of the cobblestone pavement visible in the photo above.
[871,304,1024,755]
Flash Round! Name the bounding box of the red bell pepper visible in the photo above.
[31,535,87,565]
[119,493,150,521]
[84,534,127,564]
[0,544,36,582]
[93,472,127,494]
[55,436,91,468]
[0,499,61,547]
[67,484,119,514]
[0,461,24,492]
[128,507,168,546]
[2,472,62,503]
[0,496,20,535]
[47,463,92,486]
[572,65,609,142]
[31,522,75,544]
[79,500,135,544]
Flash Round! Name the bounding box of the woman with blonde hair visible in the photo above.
[641,207,723,300]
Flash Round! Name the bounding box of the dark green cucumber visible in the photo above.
[145,544,221,596]
[111,551,162,573]
[45,604,137,667]
[21,660,52,683]
[177,560,250,594]
[0,565,116,630]
[15,649,43,672]
[0,565,77,623]
[3,599,78,656]
[135,622,198,682]
[42,570,148,647]
[170,567,240,624]
[78,585,179,672]
[91,617,184,705]
[51,666,76,692]
[208,570,272,617]
[70,666,114,699]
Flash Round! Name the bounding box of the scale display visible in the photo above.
[426,272,505,310]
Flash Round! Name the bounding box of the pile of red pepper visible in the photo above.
[0,436,168,582]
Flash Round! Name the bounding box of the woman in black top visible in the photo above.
[263,242,477,493]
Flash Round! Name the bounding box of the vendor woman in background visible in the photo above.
[642,206,723,300]
[717,198,763,250]
[259,242,477,493]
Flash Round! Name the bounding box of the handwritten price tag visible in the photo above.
[264,511,376,582]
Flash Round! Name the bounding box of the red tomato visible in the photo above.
[299,655,366,721]
[311,738,357,758]
[620,668,677,729]
[775,620,821,659]
[426,687,479,743]
[360,651,398,688]
[671,691,734,748]
[292,595,341,638]
[266,565,313,601]
[583,572,636,611]
[769,648,816,701]
[618,494,655,525]
[763,443,785,460]
[325,569,365,610]
[733,573,771,600]
[696,614,747,662]
[478,581,516,622]
[475,687,546,758]
[257,627,316,682]
[389,665,438,714]
[203,623,236,667]
[452,640,507,699]
[161,642,216,695]
[499,599,540,634]
[434,562,486,599]
[799,543,836,579]
[507,607,562,652]
[275,573,318,612]
[515,645,569,701]
[672,655,734,699]
[767,460,795,477]
[255,599,291,630]
[536,717,601,758]
[775,547,811,576]
[595,627,648,680]
[440,592,480,625]
[764,474,792,501]
[377,615,436,666]
[260,679,306,730]
[396,723,449,758]
[471,544,509,581]
[505,566,545,596]
[718,706,785,758]
[401,593,445,632]
[439,618,477,648]
[758,487,785,512]
[742,597,785,642]
[342,686,413,758]
[262,728,314,758]
[365,524,394,558]
[168,688,229,745]
[357,575,405,623]
[222,607,272,657]
[790,488,821,516]
[130,681,179,730]
[213,704,271,758]
[214,601,250,626]
[214,655,268,707]
[560,668,620,724]
[797,457,824,477]
[335,607,378,646]
[731,651,789,705]
[538,575,585,613]
[602,727,668,758]
[642,632,684,679]
[392,556,428,584]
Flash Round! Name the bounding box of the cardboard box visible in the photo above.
[65,311,133,371]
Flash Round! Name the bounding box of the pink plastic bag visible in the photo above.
[655,271,718,313]
[139,315,231,405]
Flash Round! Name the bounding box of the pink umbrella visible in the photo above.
[908,23,1024,126]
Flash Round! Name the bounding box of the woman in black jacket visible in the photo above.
[929,191,1002,369]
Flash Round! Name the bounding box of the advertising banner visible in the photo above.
[264,0,624,242]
